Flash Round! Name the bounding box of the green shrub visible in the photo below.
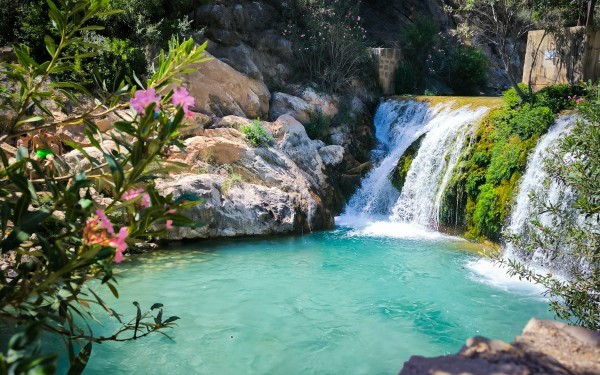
[472,183,502,240]
[446,46,488,95]
[395,18,488,95]
[241,119,273,147]
[502,83,529,108]
[284,0,374,93]
[535,84,584,113]
[510,104,554,139]
[394,62,418,95]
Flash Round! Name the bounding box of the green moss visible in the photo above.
[438,85,570,241]
[389,134,425,193]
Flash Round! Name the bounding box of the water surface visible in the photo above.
[78,225,554,374]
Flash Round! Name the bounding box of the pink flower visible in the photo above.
[109,227,129,263]
[172,87,195,118]
[123,188,145,201]
[130,88,161,114]
[123,188,151,208]
[576,97,584,103]
[95,209,114,235]
[166,219,173,229]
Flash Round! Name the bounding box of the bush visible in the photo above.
[241,119,273,147]
[394,62,418,95]
[395,18,488,95]
[283,0,374,93]
[502,83,530,108]
[0,1,209,371]
[535,84,584,113]
[504,82,600,330]
[447,46,488,95]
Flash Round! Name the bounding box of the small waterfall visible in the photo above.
[503,115,577,273]
[389,106,489,227]
[344,100,432,216]
[343,99,491,228]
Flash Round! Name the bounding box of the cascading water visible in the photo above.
[502,115,578,273]
[344,100,432,217]
[342,99,491,230]
[389,106,489,227]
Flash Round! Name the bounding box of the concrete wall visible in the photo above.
[372,48,402,95]
[522,27,600,91]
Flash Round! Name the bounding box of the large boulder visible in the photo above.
[183,51,270,119]
[399,318,600,375]
[153,115,336,239]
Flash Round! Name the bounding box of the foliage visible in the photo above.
[0,1,210,372]
[446,46,488,95]
[502,83,530,108]
[240,118,272,147]
[394,18,488,95]
[455,0,534,99]
[535,83,585,113]
[502,81,600,330]
[439,84,577,241]
[283,0,374,93]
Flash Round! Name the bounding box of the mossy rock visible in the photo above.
[389,134,426,193]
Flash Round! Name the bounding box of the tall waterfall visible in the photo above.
[343,99,490,228]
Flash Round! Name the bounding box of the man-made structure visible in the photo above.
[522,27,600,91]
[372,48,402,95]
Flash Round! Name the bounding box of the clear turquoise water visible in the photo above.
[70,225,554,375]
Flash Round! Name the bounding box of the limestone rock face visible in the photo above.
[150,114,335,240]
[399,318,600,375]
[183,51,270,119]
[319,145,345,167]
[269,89,339,125]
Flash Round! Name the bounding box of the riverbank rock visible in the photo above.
[151,114,336,239]
[399,318,600,375]
[269,88,339,125]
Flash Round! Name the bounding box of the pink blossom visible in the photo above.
[123,188,151,208]
[130,88,161,114]
[166,209,176,214]
[123,188,145,201]
[172,87,195,118]
[576,97,584,103]
[166,220,173,229]
[94,209,114,235]
[109,227,129,263]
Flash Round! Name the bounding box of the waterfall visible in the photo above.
[503,115,578,273]
[342,99,491,228]
[389,106,489,227]
[344,100,432,217]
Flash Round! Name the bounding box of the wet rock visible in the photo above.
[319,145,345,167]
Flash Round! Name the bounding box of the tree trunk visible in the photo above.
[586,0,596,26]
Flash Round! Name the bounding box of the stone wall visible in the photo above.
[522,27,600,91]
[372,48,402,95]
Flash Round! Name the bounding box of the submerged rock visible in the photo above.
[399,318,600,375]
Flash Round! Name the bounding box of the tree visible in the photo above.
[0,0,209,372]
[456,0,534,100]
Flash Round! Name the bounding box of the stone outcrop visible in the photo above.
[183,51,271,119]
[269,88,339,125]
[151,115,336,239]
[399,318,600,375]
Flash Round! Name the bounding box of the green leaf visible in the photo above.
[16,116,44,125]
[45,35,57,56]
[163,316,180,324]
[150,303,163,310]
[78,199,93,209]
[67,342,92,375]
